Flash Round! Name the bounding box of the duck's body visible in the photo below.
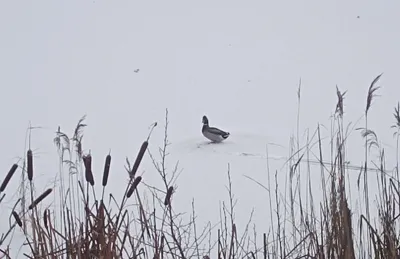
[202,115,230,143]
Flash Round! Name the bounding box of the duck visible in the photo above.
[202,115,230,143]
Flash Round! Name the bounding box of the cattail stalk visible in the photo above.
[0,164,18,192]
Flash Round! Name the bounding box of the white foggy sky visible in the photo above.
[1,0,400,256]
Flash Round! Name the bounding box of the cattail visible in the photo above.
[160,235,165,254]
[44,209,48,229]
[131,141,148,178]
[164,186,174,206]
[12,211,22,228]
[28,188,52,210]
[0,164,18,192]
[27,150,33,181]
[126,176,142,198]
[102,154,111,187]
[98,201,105,228]
[83,154,94,186]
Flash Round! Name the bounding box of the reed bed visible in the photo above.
[0,74,400,258]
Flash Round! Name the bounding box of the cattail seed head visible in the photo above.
[0,164,18,193]
[102,154,111,187]
[131,141,148,178]
[12,211,22,228]
[27,150,33,181]
[83,154,94,186]
[126,176,142,198]
[164,186,174,206]
[44,209,48,229]
[28,188,52,210]
[98,200,105,224]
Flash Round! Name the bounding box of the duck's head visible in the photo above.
[202,115,209,125]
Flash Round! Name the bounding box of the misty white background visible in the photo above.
[1,0,400,257]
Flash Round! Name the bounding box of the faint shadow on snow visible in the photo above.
[167,132,291,236]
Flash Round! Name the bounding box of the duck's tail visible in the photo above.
[222,132,230,139]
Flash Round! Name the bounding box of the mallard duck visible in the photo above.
[202,115,230,143]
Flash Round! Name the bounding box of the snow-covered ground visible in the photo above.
[1,0,400,257]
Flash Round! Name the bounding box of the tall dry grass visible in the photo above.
[0,74,399,258]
